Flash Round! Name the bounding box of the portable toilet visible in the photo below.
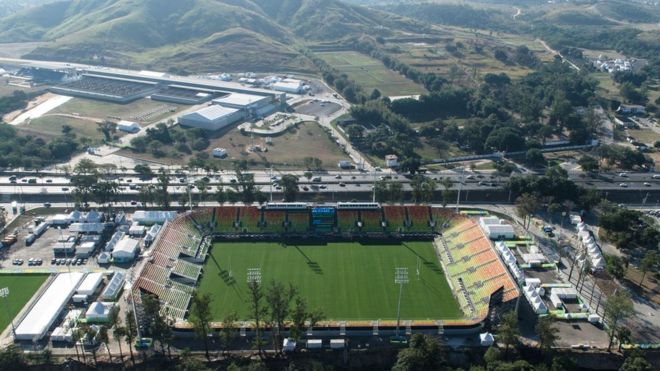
[306,339,322,349]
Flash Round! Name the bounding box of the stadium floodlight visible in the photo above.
[394,267,409,338]
[247,268,262,285]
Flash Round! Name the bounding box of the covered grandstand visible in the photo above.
[133,203,519,333]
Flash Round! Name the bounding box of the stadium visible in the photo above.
[132,203,519,337]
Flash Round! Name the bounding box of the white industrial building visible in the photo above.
[178,105,244,131]
[213,93,272,110]
[479,217,515,240]
[272,79,305,94]
[117,120,141,133]
[101,272,125,301]
[112,237,139,263]
[14,272,85,341]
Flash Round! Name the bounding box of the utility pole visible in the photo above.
[394,267,409,339]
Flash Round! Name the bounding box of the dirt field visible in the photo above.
[118,121,351,169]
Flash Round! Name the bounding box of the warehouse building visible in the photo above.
[212,93,272,110]
[151,85,214,105]
[178,105,245,131]
[117,120,141,133]
[272,79,305,94]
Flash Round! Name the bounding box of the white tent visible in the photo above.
[479,332,495,346]
[77,272,104,296]
[85,302,115,323]
[523,285,548,314]
[14,272,85,340]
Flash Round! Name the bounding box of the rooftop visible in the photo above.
[213,93,269,107]
[183,105,240,121]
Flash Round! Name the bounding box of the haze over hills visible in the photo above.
[0,0,422,73]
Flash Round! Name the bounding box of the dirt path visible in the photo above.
[537,38,581,71]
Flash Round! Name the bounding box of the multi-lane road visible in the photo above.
[0,168,657,205]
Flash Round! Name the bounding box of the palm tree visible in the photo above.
[113,326,127,365]
[125,310,137,368]
[98,326,112,363]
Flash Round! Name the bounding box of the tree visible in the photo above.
[134,164,154,179]
[374,180,390,203]
[265,281,297,353]
[370,88,382,100]
[124,310,138,367]
[525,148,546,168]
[639,250,658,287]
[189,291,213,360]
[578,155,599,173]
[247,280,267,355]
[98,326,112,363]
[536,317,559,354]
[440,178,454,208]
[392,334,445,371]
[604,290,634,351]
[221,311,240,355]
[290,295,308,342]
[156,170,171,209]
[97,121,117,142]
[620,351,652,371]
[280,174,299,202]
[177,348,211,371]
[605,255,626,280]
[113,326,127,365]
[0,345,28,370]
[497,311,519,360]
[515,193,541,229]
[389,182,404,203]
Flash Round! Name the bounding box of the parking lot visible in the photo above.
[294,100,342,117]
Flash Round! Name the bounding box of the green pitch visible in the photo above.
[198,242,462,321]
[0,274,49,332]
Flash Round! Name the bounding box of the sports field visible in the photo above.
[0,274,49,332]
[198,241,462,321]
[317,51,427,97]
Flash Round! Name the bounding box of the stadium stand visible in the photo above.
[238,207,262,232]
[337,210,359,233]
[360,210,383,233]
[382,206,406,233]
[432,208,455,230]
[190,208,213,233]
[215,206,238,233]
[262,210,286,233]
[287,210,310,233]
[436,218,519,321]
[407,206,431,232]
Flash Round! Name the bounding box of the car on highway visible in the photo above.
[653,174,660,179]
[619,172,628,177]
[61,187,69,191]
[339,182,346,187]
[644,182,651,187]
[46,179,53,183]
[43,202,51,208]
[619,183,628,188]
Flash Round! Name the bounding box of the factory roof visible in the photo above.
[213,93,269,107]
[183,105,239,122]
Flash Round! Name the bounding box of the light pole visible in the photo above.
[394,267,409,338]
[455,167,465,212]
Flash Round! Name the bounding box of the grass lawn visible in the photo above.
[51,97,183,125]
[19,115,104,140]
[0,274,49,333]
[198,241,462,321]
[317,51,427,97]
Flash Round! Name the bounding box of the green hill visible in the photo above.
[0,0,422,72]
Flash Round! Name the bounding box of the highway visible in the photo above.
[0,169,657,206]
